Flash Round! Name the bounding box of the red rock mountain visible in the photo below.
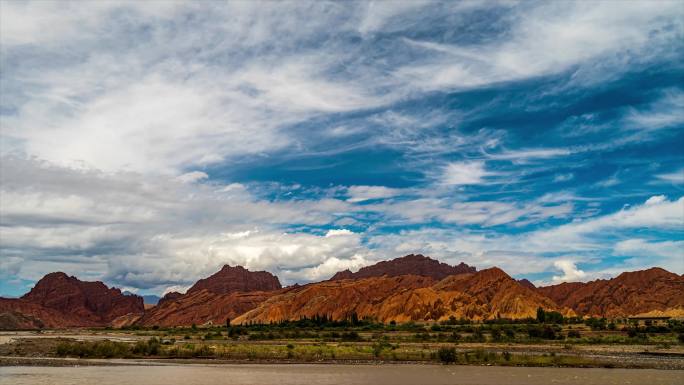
[0,272,143,329]
[137,265,283,327]
[137,289,283,327]
[157,291,182,306]
[538,267,684,317]
[330,254,476,281]
[234,275,436,324]
[234,268,570,324]
[188,265,281,294]
[3,259,683,329]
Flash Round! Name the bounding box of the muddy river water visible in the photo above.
[1,364,683,385]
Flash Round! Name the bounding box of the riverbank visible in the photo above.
[2,326,684,370]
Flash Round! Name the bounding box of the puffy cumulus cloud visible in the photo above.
[105,229,370,290]
[325,229,355,237]
[161,285,192,297]
[551,260,587,283]
[346,185,403,203]
[0,157,361,291]
[281,254,370,283]
[440,161,493,186]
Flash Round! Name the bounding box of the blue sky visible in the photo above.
[1,1,683,297]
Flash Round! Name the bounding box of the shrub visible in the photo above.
[678,333,684,344]
[567,330,581,339]
[448,332,461,342]
[437,347,456,364]
[132,337,160,356]
[56,340,131,358]
[341,331,361,341]
[527,325,557,339]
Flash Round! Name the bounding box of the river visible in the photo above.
[1,364,683,385]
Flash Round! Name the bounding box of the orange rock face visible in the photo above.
[0,272,143,329]
[234,275,435,324]
[330,254,476,281]
[538,267,684,317]
[3,260,682,329]
[234,268,570,324]
[137,289,280,327]
[137,265,285,327]
[188,265,281,294]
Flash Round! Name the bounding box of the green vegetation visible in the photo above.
[107,317,684,347]
[73,315,683,368]
[56,340,133,358]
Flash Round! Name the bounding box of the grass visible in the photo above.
[56,338,161,358]
[52,338,646,368]
[57,320,684,368]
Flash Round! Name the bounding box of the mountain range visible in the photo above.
[1,254,683,329]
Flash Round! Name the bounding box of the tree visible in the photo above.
[536,307,546,323]
[226,318,231,328]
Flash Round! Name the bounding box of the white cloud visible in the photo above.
[552,260,587,283]
[655,169,684,184]
[625,88,684,131]
[369,198,572,227]
[1,2,682,294]
[176,171,209,184]
[282,254,370,282]
[524,195,684,252]
[0,157,362,291]
[553,173,574,183]
[346,185,402,202]
[325,229,354,237]
[614,239,684,272]
[485,148,571,162]
[441,161,492,186]
[161,285,192,296]
[395,2,683,92]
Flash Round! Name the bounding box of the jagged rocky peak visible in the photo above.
[17,271,143,325]
[187,265,282,295]
[330,254,476,281]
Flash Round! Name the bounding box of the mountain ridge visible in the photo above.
[2,256,682,329]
